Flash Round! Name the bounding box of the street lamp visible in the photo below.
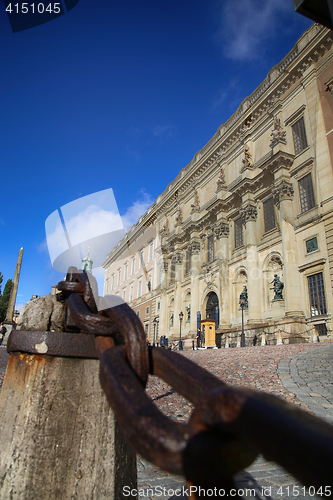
[239,286,248,348]
[179,311,184,351]
[153,317,157,347]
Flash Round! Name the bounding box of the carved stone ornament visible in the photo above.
[240,204,258,225]
[272,181,294,208]
[216,167,226,192]
[203,265,216,286]
[175,206,183,225]
[241,145,253,171]
[160,218,169,236]
[191,186,200,213]
[188,241,200,254]
[269,117,287,149]
[173,253,183,265]
[214,222,229,239]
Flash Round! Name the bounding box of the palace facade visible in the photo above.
[103,24,333,347]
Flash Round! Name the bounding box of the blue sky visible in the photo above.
[0,0,312,310]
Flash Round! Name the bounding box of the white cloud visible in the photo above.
[121,191,155,231]
[215,0,291,61]
[64,205,123,247]
[152,124,177,138]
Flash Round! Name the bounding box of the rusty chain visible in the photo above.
[7,267,333,498]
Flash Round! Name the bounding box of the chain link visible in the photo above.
[8,267,333,497]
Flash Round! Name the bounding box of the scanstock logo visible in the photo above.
[3,0,80,33]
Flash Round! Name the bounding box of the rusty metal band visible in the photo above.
[7,330,98,359]
[99,344,333,489]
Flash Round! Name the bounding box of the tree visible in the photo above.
[0,279,13,323]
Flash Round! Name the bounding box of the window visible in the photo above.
[132,257,135,275]
[145,324,149,335]
[185,249,191,275]
[308,273,327,317]
[130,285,133,302]
[137,310,140,317]
[138,280,142,298]
[149,242,154,262]
[124,263,128,281]
[106,278,109,294]
[234,218,243,248]
[315,324,327,336]
[117,268,121,286]
[170,259,176,282]
[140,249,144,269]
[263,197,276,232]
[111,274,115,290]
[306,237,318,254]
[157,302,160,310]
[123,289,126,301]
[146,306,149,315]
[292,117,308,155]
[299,174,315,213]
[208,235,214,263]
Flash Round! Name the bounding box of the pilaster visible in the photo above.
[240,203,262,323]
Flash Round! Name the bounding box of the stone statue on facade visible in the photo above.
[270,117,287,148]
[270,274,284,300]
[175,206,183,225]
[216,166,226,192]
[241,145,253,170]
[160,218,169,236]
[185,304,191,323]
[191,186,200,213]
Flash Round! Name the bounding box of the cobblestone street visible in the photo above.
[1,342,332,499]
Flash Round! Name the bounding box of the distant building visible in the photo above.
[103,25,333,347]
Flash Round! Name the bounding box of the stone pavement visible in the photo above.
[136,343,333,500]
[1,343,333,499]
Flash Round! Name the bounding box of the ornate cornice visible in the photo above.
[272,180,294,208]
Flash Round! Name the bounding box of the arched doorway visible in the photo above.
[206,292,219,320]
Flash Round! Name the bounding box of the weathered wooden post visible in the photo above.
[0,294,137,499]
[2,247,23,344]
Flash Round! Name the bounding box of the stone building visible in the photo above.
[103,24,333,347]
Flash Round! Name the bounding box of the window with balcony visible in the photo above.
[292,117,308,155]
[149,242,154,262]
[308,272,327,317]
[299,174,315,213]
[263,197,276,232]
[234,218,243,248]
[208,235,214,263]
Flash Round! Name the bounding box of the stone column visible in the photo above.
[273,180,304,317]
[240,204,262,323]
[189,241,201,334]
[215,222,230,325]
